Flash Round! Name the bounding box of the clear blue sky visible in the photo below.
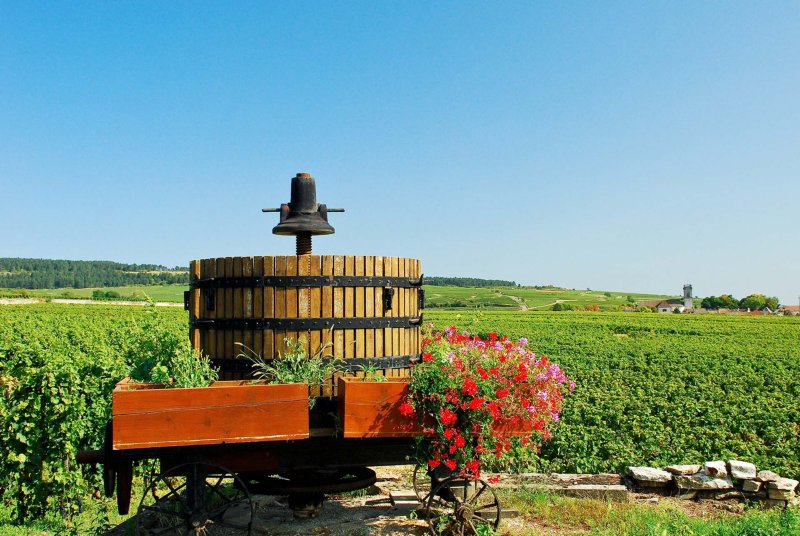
[1,2,798,303]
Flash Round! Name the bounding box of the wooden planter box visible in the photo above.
[338,377,423,438]
[112,378,309,450]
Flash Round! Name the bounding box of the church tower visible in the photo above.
[683,284,693,310]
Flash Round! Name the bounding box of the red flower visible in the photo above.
[477,367,488,380]
[422,352,433,362]
[444,459,457,471]
[443,428,455,440]
[428,458,441,469]
[462,378,478,396]
[439,408,457,426]
[454,435,466,448]
[399,402,414,417]
[469,397,484,410]
[495,387,510,399]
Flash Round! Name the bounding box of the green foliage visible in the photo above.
[702,294,740,310]
[427,310,800,477]
[242,336,346,408]
[128,345,217,389]
[0,258,188,289]
[0,304,189,525]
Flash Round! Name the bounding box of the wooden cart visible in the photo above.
[78,174,505,535]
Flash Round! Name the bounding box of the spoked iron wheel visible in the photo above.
[412,463,433,505]
[425,475,501,536]
[136,462,253,535]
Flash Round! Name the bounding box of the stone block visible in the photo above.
[628,467,672,485]
[767,478,799,492]
[674,472,733,490]
[768,489,794,501]
[741,480,762,492]
[664,464,701,475]
[549,473,624,486]
[704,461,728,478]
[728,460,757,480]
[556,484,629,502]
[756,470,781,482]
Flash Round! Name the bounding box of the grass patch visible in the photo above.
[497,486,800,535]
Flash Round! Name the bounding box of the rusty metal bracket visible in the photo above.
[382,288,395,312]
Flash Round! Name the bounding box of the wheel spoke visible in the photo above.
[474,500,499,512]
[140,503,185,518]
[161,478,190,512]
[468,482,487,504]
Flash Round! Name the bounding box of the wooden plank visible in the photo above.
[232,257,244,363]
[365,256,375,360]
[374,256,384,359]
[391,257,399,378]
[273,256,286,358]
[355,255,365,359]
[399,257,406,360]
[321,256,335,396]
[309,255,322,358]
[205,259,217,361]
[263,256,275,360]
[242,257,254,361]
[344,256,355,360]
[253,256,264,361]
[383,257,393,360]
[190,260,201,351]
[286,256,298,353]
[332,256,344,361]
[338,377,421,438]
[112,380,309,450]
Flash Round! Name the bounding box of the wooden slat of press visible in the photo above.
[406,257,413,363]
[205,259,217,361]
[391,257,400,378]
[365,256,375,361]
[404,258,414,379]
[333,256,345,360]
[399,257,406,362]
[298,256,316,396]
[344,256,355,361]
[224,257,234,361]
[253,256,264,360]
[321,256,336,396]
[215,258,225,365]
[298,255,311,358]
[355,255,365,360]
[286,256,298,355]
[273,256,287,358]
[190,260,201,351]
[263,256,275,360]
[243,257,254,362]
[309,255,322,357]
[383,256,393,363]
[373,256,384,360]
[233,257,244,363]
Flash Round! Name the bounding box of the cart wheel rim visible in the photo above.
[136,461,254,536]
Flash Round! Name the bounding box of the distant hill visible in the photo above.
[424,276,518,288]
[0,258,188,289]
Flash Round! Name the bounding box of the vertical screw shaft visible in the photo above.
[296,233,312,255]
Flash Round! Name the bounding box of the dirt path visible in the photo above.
[505,294,529,311]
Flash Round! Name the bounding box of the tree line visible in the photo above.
[0,258,188,289]
[700,293,780,311]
